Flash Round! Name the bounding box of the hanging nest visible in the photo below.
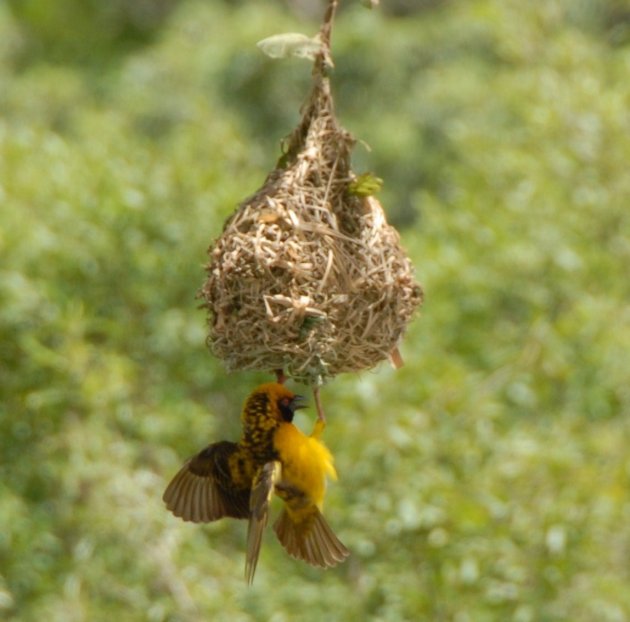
[200,28,422,385]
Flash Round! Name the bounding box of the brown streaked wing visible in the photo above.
[162,441,249,522]
[245,461,281,585]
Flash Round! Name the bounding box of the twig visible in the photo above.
[316,0,338,70]
[320,0,339,48]
[312,385,326,423]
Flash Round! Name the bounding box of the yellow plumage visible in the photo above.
[273,419,337,510]
[268,418,348,573]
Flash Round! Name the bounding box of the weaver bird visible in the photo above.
[162,382,349,583]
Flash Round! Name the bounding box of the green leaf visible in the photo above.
[348,172,384,196]
[257,32,324,61]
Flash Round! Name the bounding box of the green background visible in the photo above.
[2,0,630,620]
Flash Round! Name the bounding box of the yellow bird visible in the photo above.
[162,382,349,583]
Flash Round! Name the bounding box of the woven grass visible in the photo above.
[200,59,422,385]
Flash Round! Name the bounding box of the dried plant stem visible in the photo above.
[320,0,338,49]
[312,386,326,423]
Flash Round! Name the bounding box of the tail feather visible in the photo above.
[273,508,350,569]
[311,511,350,563]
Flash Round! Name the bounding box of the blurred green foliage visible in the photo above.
[2,0,630,620]
[6,0,181,65]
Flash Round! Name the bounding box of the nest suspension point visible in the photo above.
[199,1,423,385]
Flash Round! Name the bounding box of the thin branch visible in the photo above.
[315,0,338,70]
[312,385,326,423]
[319,0,339,49]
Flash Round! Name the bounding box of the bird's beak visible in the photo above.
[290,394,308,411]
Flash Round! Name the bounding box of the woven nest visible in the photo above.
[200,63,422,385]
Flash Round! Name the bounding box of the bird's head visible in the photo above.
[244,382,306,426]
[275,388,307,423]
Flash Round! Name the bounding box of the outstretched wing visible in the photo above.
[163,441,250,522]
[245,461,281,585]
[273,481,349,568]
